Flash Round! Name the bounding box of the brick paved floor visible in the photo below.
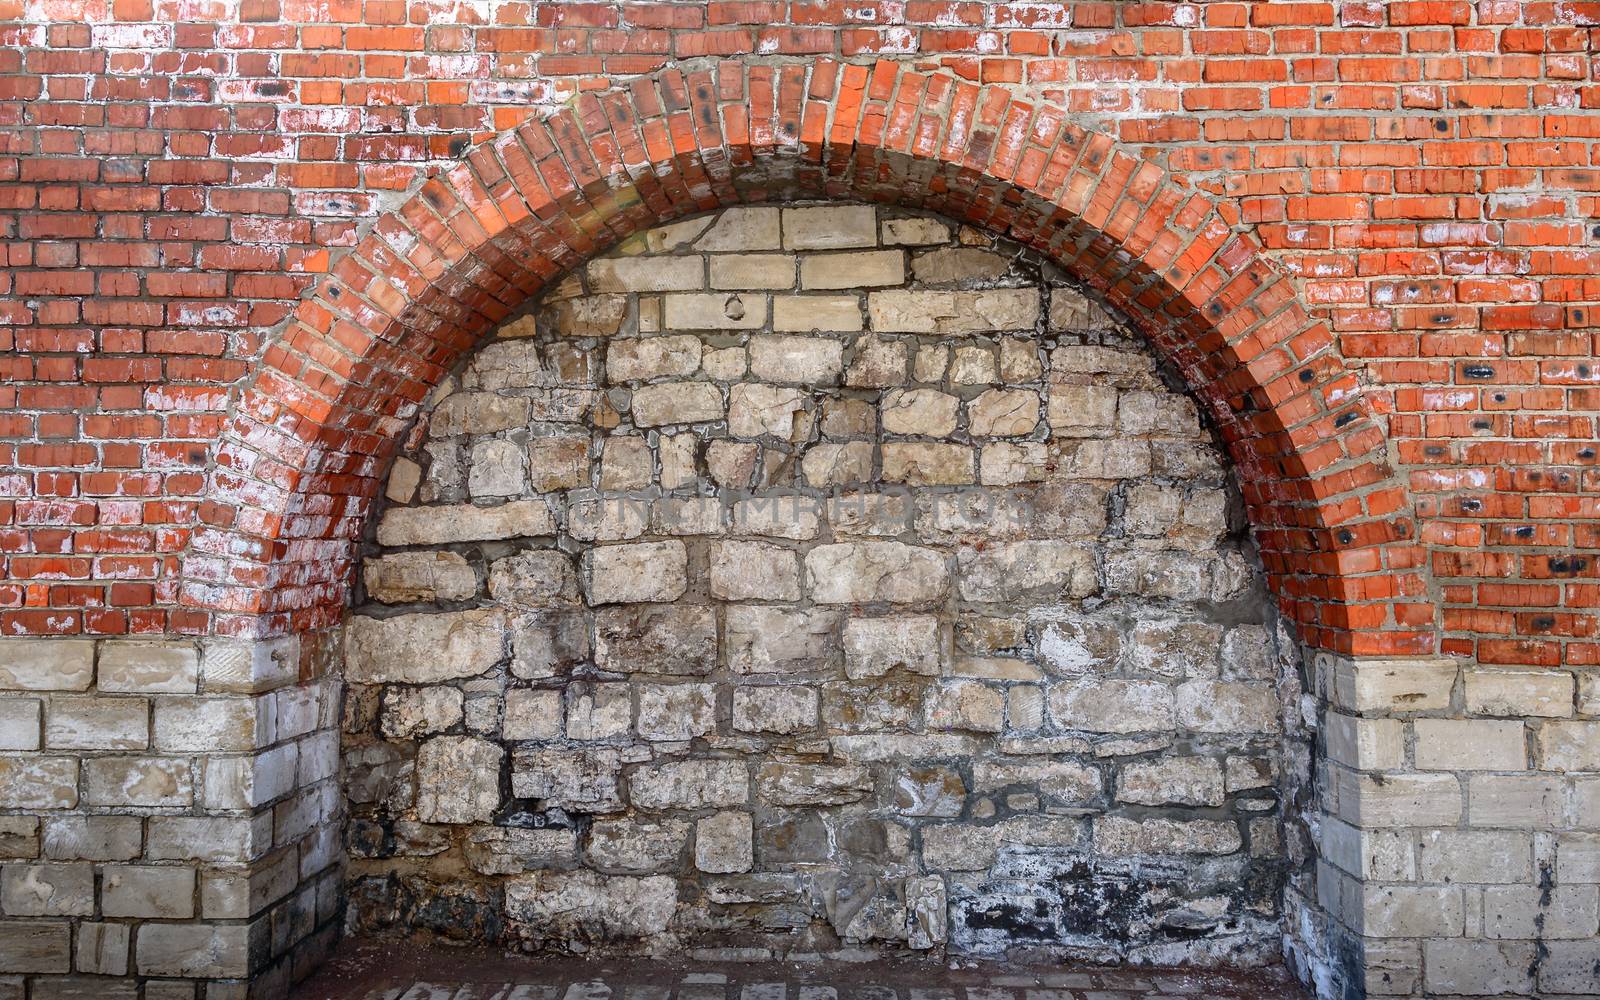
[299,938,1311,1000]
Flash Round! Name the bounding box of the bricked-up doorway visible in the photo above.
[342,203,1312,968]
[170,61,1458,1000]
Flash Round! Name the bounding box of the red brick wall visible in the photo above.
[2,1,1597,671]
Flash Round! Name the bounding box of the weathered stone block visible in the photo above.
[1093,816,1241,856]
[527,434,591,492]
[586,817,690,873]
[725,606,839,675]
[363,550,477,604]
[925,680,1004,733]
[101,865,195,919]
[0,864,93,917]
[1116,757,1224,807]
[502,688,563,741]
[1538,720,1600,771]
[881,388,958,437]
[377,501,554,546]
[957,542,1096,603]
[967,389,1039,437]
[504,871,677,937]
[806,542,947,604]
[1175,680,1280,734]
[607,335,702,381]
[800,250,903,289]
[1414,718,1526,770]
[467,438,528,498]
[0,700,39,752]
[629,759,747,810]
[415,736,503,824]
[1325,656,1457,714]
[583,541,688,605]
[347,608,507,684]
[511,747,622,812]
[842,616,941,680]
[589,256,703,293]
[663,293,767,331]
[488,550,580,607]
[782,205,876,250]
[756,762,872,806]
[0,920,71,973]
[710,253,795,291]
[748,334,845,384]
[881,443,974,485]
[1048,679,1174,734]
[695,811,753,874]
[710,540,801,601]
[135,924,250,978]
[731,686,817,734]
[82,756,192,808]
[75,922,129,976]
[0,640,94,692]
[594,604,716,676]
[696,206,781,251]
[636,683,717,741]
[96,641,199,694]
[630,381,724,426]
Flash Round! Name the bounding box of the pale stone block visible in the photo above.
[1483,884,1600,938]
[1049,382,1113,432]
[1422,939,1534,996]
[585,817,689,873]
[748,335,844,384]
[363,550,477,604]
[101,865,195,918]
[1048,679,1174,734]
[881,388,959,436]
[379,686,464,739]
[1416,829,1531,883]
[1464,667,1574,717]
[415,736,503,824]
[198,636,297,694]
[42,697,144,751]
[956,541,1096,603]
[386,455,422,503]
[913,343,948,381]
[1539,720,1600,771]
[868,288,1038,334]
[912,246,1010,284]
[663,293,767,331]
[881,216,949,245]
[377,501,554,545]
[731,686,818,735]
[607,335,702,382]
[566,494,650,542]
[1327,656,1457,713]
[806,542,948,604]
[756,762,872,806]
[1174,680,1281,734]
[527,434,591,492]
[950,344,997,384]
[594,605,716,676]
[1467,774,1564,826]
[511,747,622,812]
[881,443,974,485]
[709,540,801,602]
[1117,757,1225,807]
[635,683,716,741]
[800,250,904,289]
[782,205,876,250]
[0,757,78,809]
[345,604,505,681]
[967,388,1039,437]
[842,616,942,680]
[1359,884,1464,937]
[772,294,863,333]
[731,495,821,540]
[709,253,795,290]
[979,441,1048,485]
[800,441,874,487]
[0,864,92,916]
[1320,818,1414,882]
[696,206,781,251]
[549,294,626,337]
[695,811,753,874]
[629,381,724,426]
[41,817,140,862]
[926,680,1004,733]
[583,541,689,605]
[504,871,677,938]
[1093,816,1241,856]
[135,924,250,978]
[488,551,580,606]
[727,383,809,439]
[152,696,260,752]
[1324,713,1404,770]
[1339,771,1461,828]
[629,759,748,810]
[588,255,703,292]
[431,391,531,438]
[201,745,298,811]
[0,640,94,692]
[96,641,199,694]
[1414,718,1526,770]
[503,688,563,741]
[725,606,840,675]
[701,345,747,379]
[0,701,39,751]
[0,919,71,972]
[1068,438,1152,478]
[75,922,129,976]
[1559,832,1600,882]
[564,683,630,741]
[81,756,192,808]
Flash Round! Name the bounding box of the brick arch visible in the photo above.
[183,59,1428,655]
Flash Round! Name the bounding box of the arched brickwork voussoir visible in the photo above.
[181,58,1430,656]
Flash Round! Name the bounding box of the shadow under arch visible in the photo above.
[181,58,1428,655]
